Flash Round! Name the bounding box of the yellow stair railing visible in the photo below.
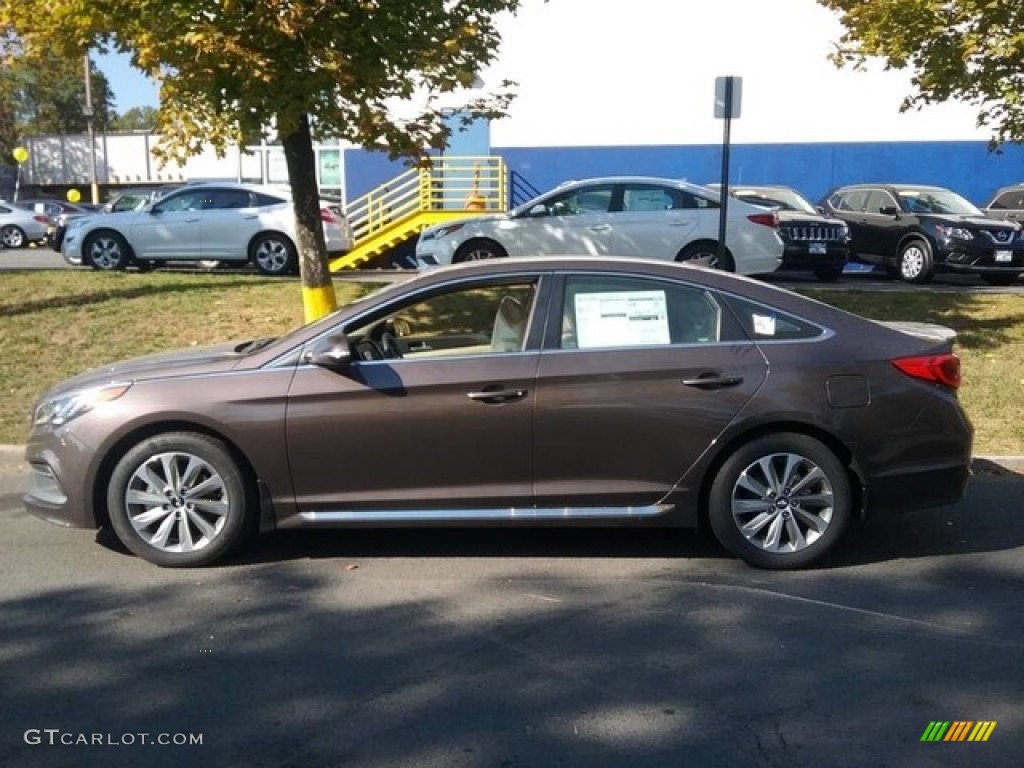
[330,155,509,271]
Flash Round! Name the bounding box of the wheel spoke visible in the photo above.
[763,514,785,551]
[177,515,195,552]
[132,505,174,527]
[787,465,824,496]
[148,514,178,548]
[784,515,807,550]
[185,475,223,500]
[793,506,829,534]
[187,508,219,540]
[740,510,777,537]
[126,489,168,507]
[191,498,228,517]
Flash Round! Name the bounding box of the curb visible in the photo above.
[2,444,1023,475]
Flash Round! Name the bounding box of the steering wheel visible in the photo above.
[369,321,403,359]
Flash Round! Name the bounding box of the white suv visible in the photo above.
[416,176,783,274]
[63,182,354,276]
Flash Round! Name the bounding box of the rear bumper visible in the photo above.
[864,460,971,517]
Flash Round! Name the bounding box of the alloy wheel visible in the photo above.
[123,451,230,554]
[729,452,835,554]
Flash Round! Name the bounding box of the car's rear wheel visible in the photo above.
[85,231,131,271]
[454,239,507,262]
[106,432,253,567]
[1,224,27,248]
[898,239,934,284]
[676,241,735,272]
[250,233,297,276]
[980,273,1019,287]
[813,265,844,282]
[708,433,852,569]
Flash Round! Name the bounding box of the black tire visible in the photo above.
[980,273,1019,287]
[676,241,735,272]
[106,432,254,567]
[708,433,852,570]
[454,239,507,263]
[897,238,934,284]
[84,231,131,271]
[813,265,844,282]
[1,224,27,249]
[250,233,297,276]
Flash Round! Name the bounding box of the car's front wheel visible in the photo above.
[85,231,131,271]
[898,239,934,284]
[250,233,297,276]
[454,239,507,262]
[106,432,253,567]
[1,224,27,248]
[708,433,852,569]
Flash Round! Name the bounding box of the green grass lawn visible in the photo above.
[1,272,1022,453]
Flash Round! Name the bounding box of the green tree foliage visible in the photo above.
[110,105,158,132]
[0,36,114,160]
[0,0,523,319]
[821,0,1024,145]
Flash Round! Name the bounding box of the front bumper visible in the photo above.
[936,239,1024,274]
[414,236,459,268]
[23,429,100,529]
[778,242,849,271]
[61,231,85,266]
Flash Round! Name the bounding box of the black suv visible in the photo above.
[722,185,849,281]
[821,183,1024,285]
[983,183,1024,223]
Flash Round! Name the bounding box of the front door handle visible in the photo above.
[681,374,743,390]
[467,388,527,404]
[587,224,612,232]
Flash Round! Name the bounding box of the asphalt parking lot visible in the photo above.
[1,449,1023,767]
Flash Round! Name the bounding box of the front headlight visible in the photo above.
[936,224,974,241]
[33,382,132,427]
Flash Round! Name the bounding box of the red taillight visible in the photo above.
[892,354,961,389]
[747,212,777,228]
[320,207,337,224]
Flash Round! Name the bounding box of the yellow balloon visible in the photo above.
[67,189,82,203]
[13,146,28,163]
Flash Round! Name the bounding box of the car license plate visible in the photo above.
[809,242,827,255]
[995,249,1013,263]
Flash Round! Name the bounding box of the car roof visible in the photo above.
[551,176,716,193]
[828,183,953,193]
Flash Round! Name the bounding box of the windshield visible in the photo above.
[896,188,982,216]
[733,188,816,213]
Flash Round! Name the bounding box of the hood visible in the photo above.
[927,214,1019,230]
[423,213,508,236]
[43,341,248,398]
[775,210,846,226]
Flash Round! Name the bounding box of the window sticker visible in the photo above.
[574,290,670,348]
[752,313,777,336]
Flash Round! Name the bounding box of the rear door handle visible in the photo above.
[587,224,612,232]
[681,375,743,390]
[467,388,527,404]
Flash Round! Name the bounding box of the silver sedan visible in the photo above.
[0,202,49,248]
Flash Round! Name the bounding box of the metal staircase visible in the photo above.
[330,156,510,271]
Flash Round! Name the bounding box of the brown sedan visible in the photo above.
[23,256,973,569]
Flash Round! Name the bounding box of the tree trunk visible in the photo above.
[281,112,337,322]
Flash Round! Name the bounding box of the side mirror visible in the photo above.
[305,333,352,369]
[879,205,900,217]
[815,205,826,214]
[527,204,548,217]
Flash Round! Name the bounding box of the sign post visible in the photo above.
[714,76,742,269]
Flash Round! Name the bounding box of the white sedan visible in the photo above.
[63,182,353,275]
[416,176,784,275]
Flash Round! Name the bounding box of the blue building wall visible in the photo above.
[344,141,1024,208]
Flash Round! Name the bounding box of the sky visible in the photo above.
[93,0,989,146]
